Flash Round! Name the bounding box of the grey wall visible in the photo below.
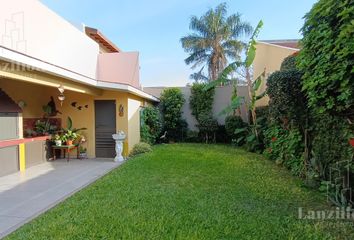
[0,113,18,141]
[144,85,250,131]
[0,146,19,177]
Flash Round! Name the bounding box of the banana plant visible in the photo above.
[204,20,266,151]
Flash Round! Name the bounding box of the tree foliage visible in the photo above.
[141,106,162,144]
[266,56,306,126]
[298,0,354,116]
[196,112,218,143]
[181,2,253,81]
[189,83,215,120]
[160,88,186,141]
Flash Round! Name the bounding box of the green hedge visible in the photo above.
[298,0,354,115]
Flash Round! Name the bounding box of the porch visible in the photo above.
[0,158,121,238]
[0,74,142,177]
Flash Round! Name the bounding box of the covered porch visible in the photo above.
[0,64,144,177]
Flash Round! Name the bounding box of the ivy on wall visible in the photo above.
[297,0,354,116]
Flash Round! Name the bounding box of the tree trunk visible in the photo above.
[245,67,258,138]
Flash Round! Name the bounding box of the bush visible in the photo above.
[190,83,215,120]
[185,130,200,143]
[264,125,304,176]
[160,88,186,141]
[310,114,353,179]
[196,112,218,143]
[265,55,307,176]
[225,115,246,144]
[280,54,297,71]
[129,142,152,157]
[215,125,230,143]
[298,0,354,115]
[267,69,306,126]
[141,106,162,144]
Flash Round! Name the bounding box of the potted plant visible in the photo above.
[53,134,62,146]
[64,130,77,146]
[79,146,87,159]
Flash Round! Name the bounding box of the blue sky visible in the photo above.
[42,0,317,87]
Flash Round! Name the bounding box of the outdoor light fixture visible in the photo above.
[58,84,65,93]
[58,85,65,106]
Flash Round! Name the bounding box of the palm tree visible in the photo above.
[181,3,253,81]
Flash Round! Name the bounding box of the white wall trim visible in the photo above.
[257,41,300,51]
[97,81,159,102]
[0,45,159,102]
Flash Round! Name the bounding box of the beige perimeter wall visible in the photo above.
[144,85,250,131]
[253,42,298,106]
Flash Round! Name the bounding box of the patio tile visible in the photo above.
[0,158,121,238]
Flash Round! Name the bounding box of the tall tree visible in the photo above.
[181,3,253,81]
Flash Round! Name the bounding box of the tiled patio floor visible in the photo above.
[0,158,121,238]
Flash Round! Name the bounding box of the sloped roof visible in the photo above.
[0,89,22,113]
[85,27,121,53]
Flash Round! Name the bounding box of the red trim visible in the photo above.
[0,136,50,148]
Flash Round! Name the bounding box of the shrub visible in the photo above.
[190,83,215,120]
[310,114,353,179]
[129,142,152,157]
[298,0,354,115]
[265,55,307,176]
[189,83,217,141]
[225,115,246,144]
[267,69,306,126]
[215,125,230,143]
[185,130,200,143]
[309,114,353,205]
[196,112,218,143]
[280,54,297,71]
[140,106,162,144]
[160,88,186,141]
[264,125,304,176]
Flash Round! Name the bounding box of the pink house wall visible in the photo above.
[0,0,99,79]
[97,52,140,89]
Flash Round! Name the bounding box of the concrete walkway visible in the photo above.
[0,158,121,238]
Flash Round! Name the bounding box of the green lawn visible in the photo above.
[7,144,354,239]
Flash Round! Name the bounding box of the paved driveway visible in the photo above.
[0,158,121,238]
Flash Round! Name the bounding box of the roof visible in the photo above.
[0,45,159,102]
[0,89,22,113]
[258,39,300,50]
[85,27,121,53]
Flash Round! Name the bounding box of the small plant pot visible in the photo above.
[66,140,73,146]
[55,140,62,146]
[349,138,354,147]
[79,152,87,159]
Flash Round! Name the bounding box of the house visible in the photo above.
[253,39,300,106]
[0,0,158,177]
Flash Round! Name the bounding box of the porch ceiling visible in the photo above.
[0,60,103,96]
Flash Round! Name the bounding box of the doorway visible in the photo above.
[94,100,116,158]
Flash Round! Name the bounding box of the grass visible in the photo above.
[6,144,354,239]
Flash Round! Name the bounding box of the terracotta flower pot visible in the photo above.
[349,138,354,147]
[66,140,73,146]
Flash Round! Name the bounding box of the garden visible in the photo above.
[5,0,353,238]
[140,0,354,207]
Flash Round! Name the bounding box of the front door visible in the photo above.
[95,100,116,158]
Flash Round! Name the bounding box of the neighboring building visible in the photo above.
[253,39,300,106]
[0,0,158,177]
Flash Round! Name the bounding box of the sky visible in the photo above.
[41,0,317,87]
